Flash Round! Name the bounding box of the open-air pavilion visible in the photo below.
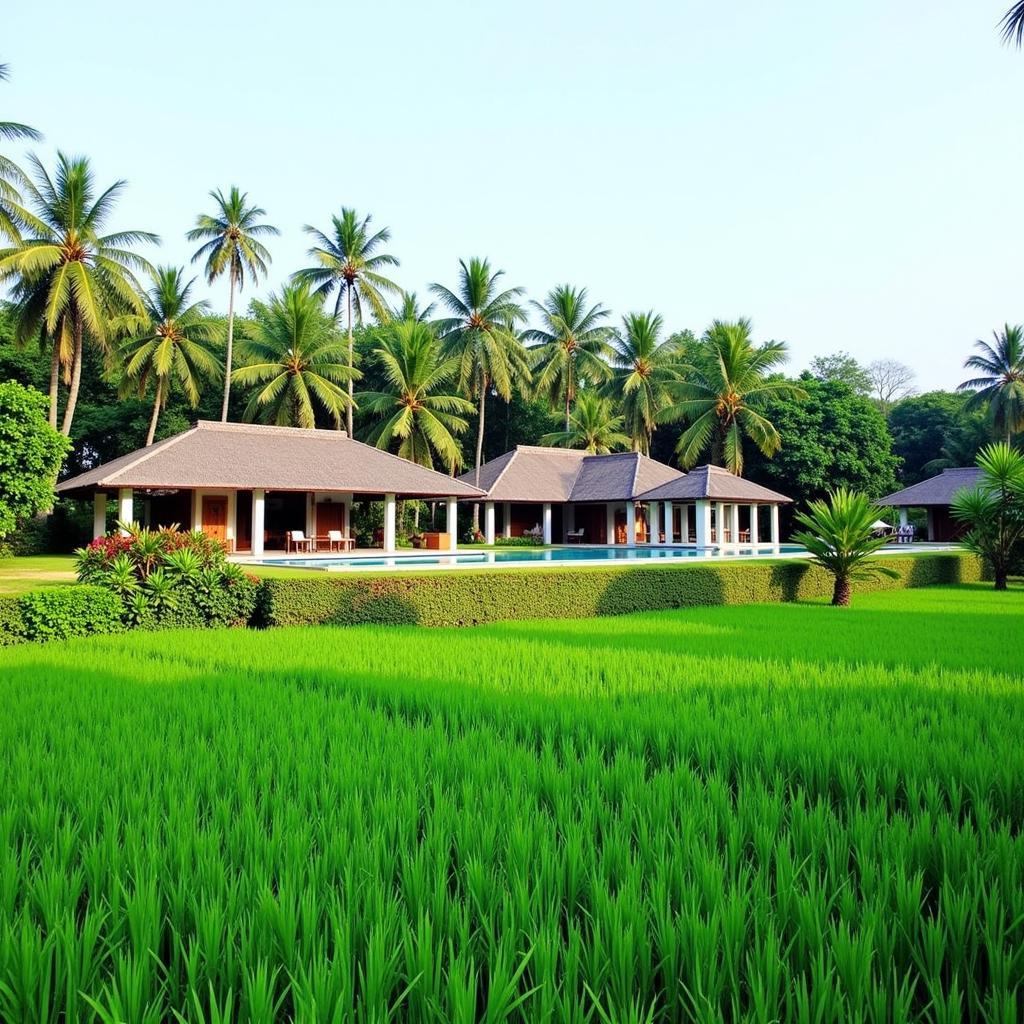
[877,466,982,541]
[461,446,792,547]
[55,420,484,556]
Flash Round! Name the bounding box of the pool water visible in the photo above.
[257,544,806,571]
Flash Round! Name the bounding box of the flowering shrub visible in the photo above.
[75,523,258,630]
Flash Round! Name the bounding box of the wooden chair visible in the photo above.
[287,529,313,553]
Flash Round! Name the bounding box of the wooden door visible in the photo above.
[316,502,345,535]
[201,496,228,545]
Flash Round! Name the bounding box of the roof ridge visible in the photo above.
[484,448,519,495]
[103,426,200,485]
[195,419,350,440]
[342,432,485,492]
[630,451,641,498]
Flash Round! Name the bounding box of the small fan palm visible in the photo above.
[603,311,680,455]
[541,392,630,454]
[430,258,529,490]
[232,283,354,429]
[0,153,157,435]
[525,284,612,430]
[187,187,278,422]
[358,320,474,473]
[295,208,401,436]
[118,267,224,445]
[957,325,1024,443]
[792,488,898,606]
[951,442,1024,591]
[662,318,805,473]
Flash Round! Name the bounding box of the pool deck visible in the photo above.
[234,542,957,574]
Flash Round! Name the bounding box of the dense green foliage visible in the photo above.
[0,585,1021,1021]
[253,552,980,628]
[12,584,123,642]
[888,391,989,484]
[0,381,69,539]
[745,374,900,512]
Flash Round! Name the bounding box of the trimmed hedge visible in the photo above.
[252,552,985,628]
[0,596,23,646]
[1,585,125,645]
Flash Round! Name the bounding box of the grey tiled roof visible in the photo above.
[459,446,685,502]
[56,420,485,498]
[877,467,983,507]
[637,465,792,503]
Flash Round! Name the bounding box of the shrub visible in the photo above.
[16,586,124,642]
[0,596,23,646]
[253,552,983,629]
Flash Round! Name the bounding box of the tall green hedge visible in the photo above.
[0,585,125,646]
[253,552,984,628]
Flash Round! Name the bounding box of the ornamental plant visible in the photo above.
[75,523,258,629]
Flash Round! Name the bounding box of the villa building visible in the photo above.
[55,420,484,556]
[878,467,982,541]
[460,446,792,546]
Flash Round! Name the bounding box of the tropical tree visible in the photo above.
[951,442,1024,591]
[602,311,680,455]
[387,291,435,323]
[232,283,353,429]
[662,318,805,474]
[525,285,611,430]
[541,391,630,454]
[430,257,529,492]
[187,187,278,422]
[358,319,474,476]
[792,488,898,606]
[118,267,224,445]
[0,153,157,435]
[0,62,41,242]
[295,209,401,436]
[1002,3,1024,44]
[957,325,1024,443]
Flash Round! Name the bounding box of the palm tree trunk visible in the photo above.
[48,339,60,429]
[832,575,852,607]
[473,376,487,533]
[60,317,84,437]
[347,288,355,437]
[146,379,163,446]
[994,568,1008,591]
[221,273,236,422]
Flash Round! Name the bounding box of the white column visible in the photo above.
[770,504,780,545]
[446,497,458,552]
[92,492,108,539]
[663,502,673,544]
[227,491,238,551]
[306,493,315,539]
[695,500,711,547]
[484,501,496,545]
[503,501,512,539]
[252,489,265,558]
[117,488,134,535]
[647,502,659,544]
[749,504,759,546]
[606,503,616,545]
[343,495,353,539]
[542,503,553,545]
[715,502,725,544]
[626,502,636,546]
[383,493,397,553]
[899,508,909,528]
[729,503,740,547]
[191,489,203,532]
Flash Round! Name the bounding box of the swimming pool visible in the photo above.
[255,544,807,572]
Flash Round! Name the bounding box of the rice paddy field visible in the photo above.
[1,584,1022,1023]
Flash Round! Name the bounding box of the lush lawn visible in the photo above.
[0,585,1022,1022]
[0,554,76,594]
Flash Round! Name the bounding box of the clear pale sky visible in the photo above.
[4,1,1022,391]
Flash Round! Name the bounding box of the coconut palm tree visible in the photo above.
[232,283,353,429]
[603,311,680,455]
[358,320,474,475]
[387,291,435,323]
[525,284,612,430]
[0,62,41,242]
[792,488,898,606]
[187,187,278,422]
[662,318,805,474]
[957,325,1024,443]
[541,391,630,454]
[119,267,224,445]
[0,153,157,435]
[1002,3,1024,44]
[430,257,529,492]
[295,209,401,435]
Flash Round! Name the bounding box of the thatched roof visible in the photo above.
[637,465,792,504]
[56,421,485,499]
[877,467,983,507]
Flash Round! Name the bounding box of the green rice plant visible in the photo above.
[0,585,1020,1022]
